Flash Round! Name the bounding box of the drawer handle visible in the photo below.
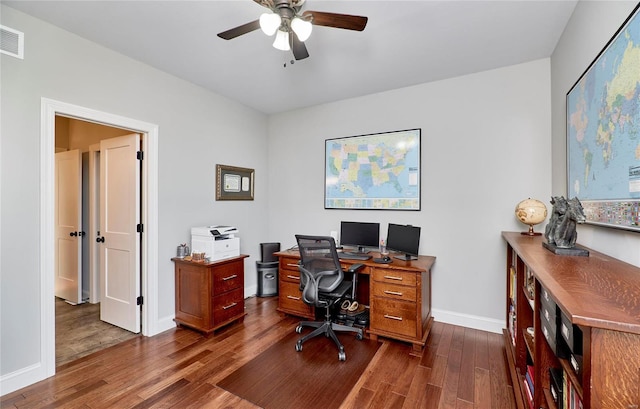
[222,274,238,281]
[384,290,403,296]
[286,263,299,267]
[286,275,300,281]
[383,314,403,321]
[383,275,403,281]
[287,295,301,301]
[222,302,237,310]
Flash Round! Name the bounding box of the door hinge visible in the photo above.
[137,223,143,233]
[137,296,143,305]
[137,151,143,160]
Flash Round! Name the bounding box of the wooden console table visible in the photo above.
[503,232,640,409]
[274,249,436,355]
[172,255,248,335]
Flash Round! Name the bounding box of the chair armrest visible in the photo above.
[347,263,365,273]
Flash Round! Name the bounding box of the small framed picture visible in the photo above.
[216,164,254,200]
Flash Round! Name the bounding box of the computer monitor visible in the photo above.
[386,223,421,260]
[339,221,380,254]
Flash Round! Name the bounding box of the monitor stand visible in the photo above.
[342,246,370,256]
[394,253,418,261]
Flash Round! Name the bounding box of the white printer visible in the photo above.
[191,225,240,262]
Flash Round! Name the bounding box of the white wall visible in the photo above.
[0,5,268,391]
[267,59,552,332]
[550,0,640,267]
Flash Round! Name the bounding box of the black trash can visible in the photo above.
[256,242,280,297]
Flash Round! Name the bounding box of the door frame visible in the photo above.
[40,98,159,378]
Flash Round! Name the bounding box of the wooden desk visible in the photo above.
[274,249,436,355]
[172,255,248,335]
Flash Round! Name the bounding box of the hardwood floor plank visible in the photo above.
[474,328,490,370]
[456,328,476,402]
[403,365,432,408]
[473,368,492,409]
[437,328,463,409]
[2,297,516,409]
[487,331,517,408]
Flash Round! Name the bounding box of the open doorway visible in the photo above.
[54,117,141,365]
[40,98,160,380]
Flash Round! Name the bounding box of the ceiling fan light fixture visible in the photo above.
[272,29,290,51]
[259,12,281,36]
[291,16,312,41]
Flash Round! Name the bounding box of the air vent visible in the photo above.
[1,25,24,59]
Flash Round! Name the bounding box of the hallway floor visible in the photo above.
[55,297,139,366]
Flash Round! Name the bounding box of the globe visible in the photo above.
[515,198,548,236]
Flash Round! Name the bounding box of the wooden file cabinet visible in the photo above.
[172,255,248,335]
[274,250,435,354]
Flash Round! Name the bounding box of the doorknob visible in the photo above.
[70,231,78,237]
[96,236,105,243]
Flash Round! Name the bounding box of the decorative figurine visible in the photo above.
[543,196,589,256]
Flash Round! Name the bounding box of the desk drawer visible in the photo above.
[281,269,302,284]
[372,269,417,287]
[280,257,300,272]
[211,263,243,295]
[213,287,244,324]
[370,298,417,339]
[372,281,416,302]
[279,280,313,316]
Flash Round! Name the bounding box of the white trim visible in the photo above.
[432,308,504,334]
[3,98,161,395]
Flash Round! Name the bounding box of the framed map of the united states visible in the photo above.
[325,128,421,210]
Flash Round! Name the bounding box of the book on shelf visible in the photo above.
[522,378,534,409]
[562,368,583,409]
[525,370,534,396]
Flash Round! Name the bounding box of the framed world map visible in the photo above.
[566,4,640,231]
[325,128,421,210]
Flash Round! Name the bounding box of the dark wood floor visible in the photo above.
[3,297,516,408]
[55,297,139,366]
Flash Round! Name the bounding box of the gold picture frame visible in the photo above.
[216,164,254,201]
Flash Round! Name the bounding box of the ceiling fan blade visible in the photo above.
[290,32,309,60]
[302,11,368,31]
[217,20,261,40]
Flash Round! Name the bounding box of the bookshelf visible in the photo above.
[502,232,640,409]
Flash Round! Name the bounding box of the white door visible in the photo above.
[54,150,83,304]
[99,133,141,333]
[88,144,100,303]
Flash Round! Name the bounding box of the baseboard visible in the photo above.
[245,284,257,299]
[0,362,47,397]
[432,308,504,334]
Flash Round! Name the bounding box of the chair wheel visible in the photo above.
[356,332,363,340]
[295,341,303,352]
[338,351,346,361]
[295,325,303,333]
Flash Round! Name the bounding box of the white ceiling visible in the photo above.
[4,0,578,114]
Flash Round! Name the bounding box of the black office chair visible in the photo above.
[294,234,364,361]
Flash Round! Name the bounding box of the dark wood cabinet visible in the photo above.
[503,232,640,409]
[172,255,248,334]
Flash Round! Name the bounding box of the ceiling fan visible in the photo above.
[217,0,368,61]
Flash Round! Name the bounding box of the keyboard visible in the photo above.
[338,252,372,261]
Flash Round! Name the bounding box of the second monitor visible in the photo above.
[340,221,380,254]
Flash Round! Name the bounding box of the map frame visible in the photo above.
[566,4,640,232]
[324,128,421,210]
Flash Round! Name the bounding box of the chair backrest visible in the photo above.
[295,235,344,304]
